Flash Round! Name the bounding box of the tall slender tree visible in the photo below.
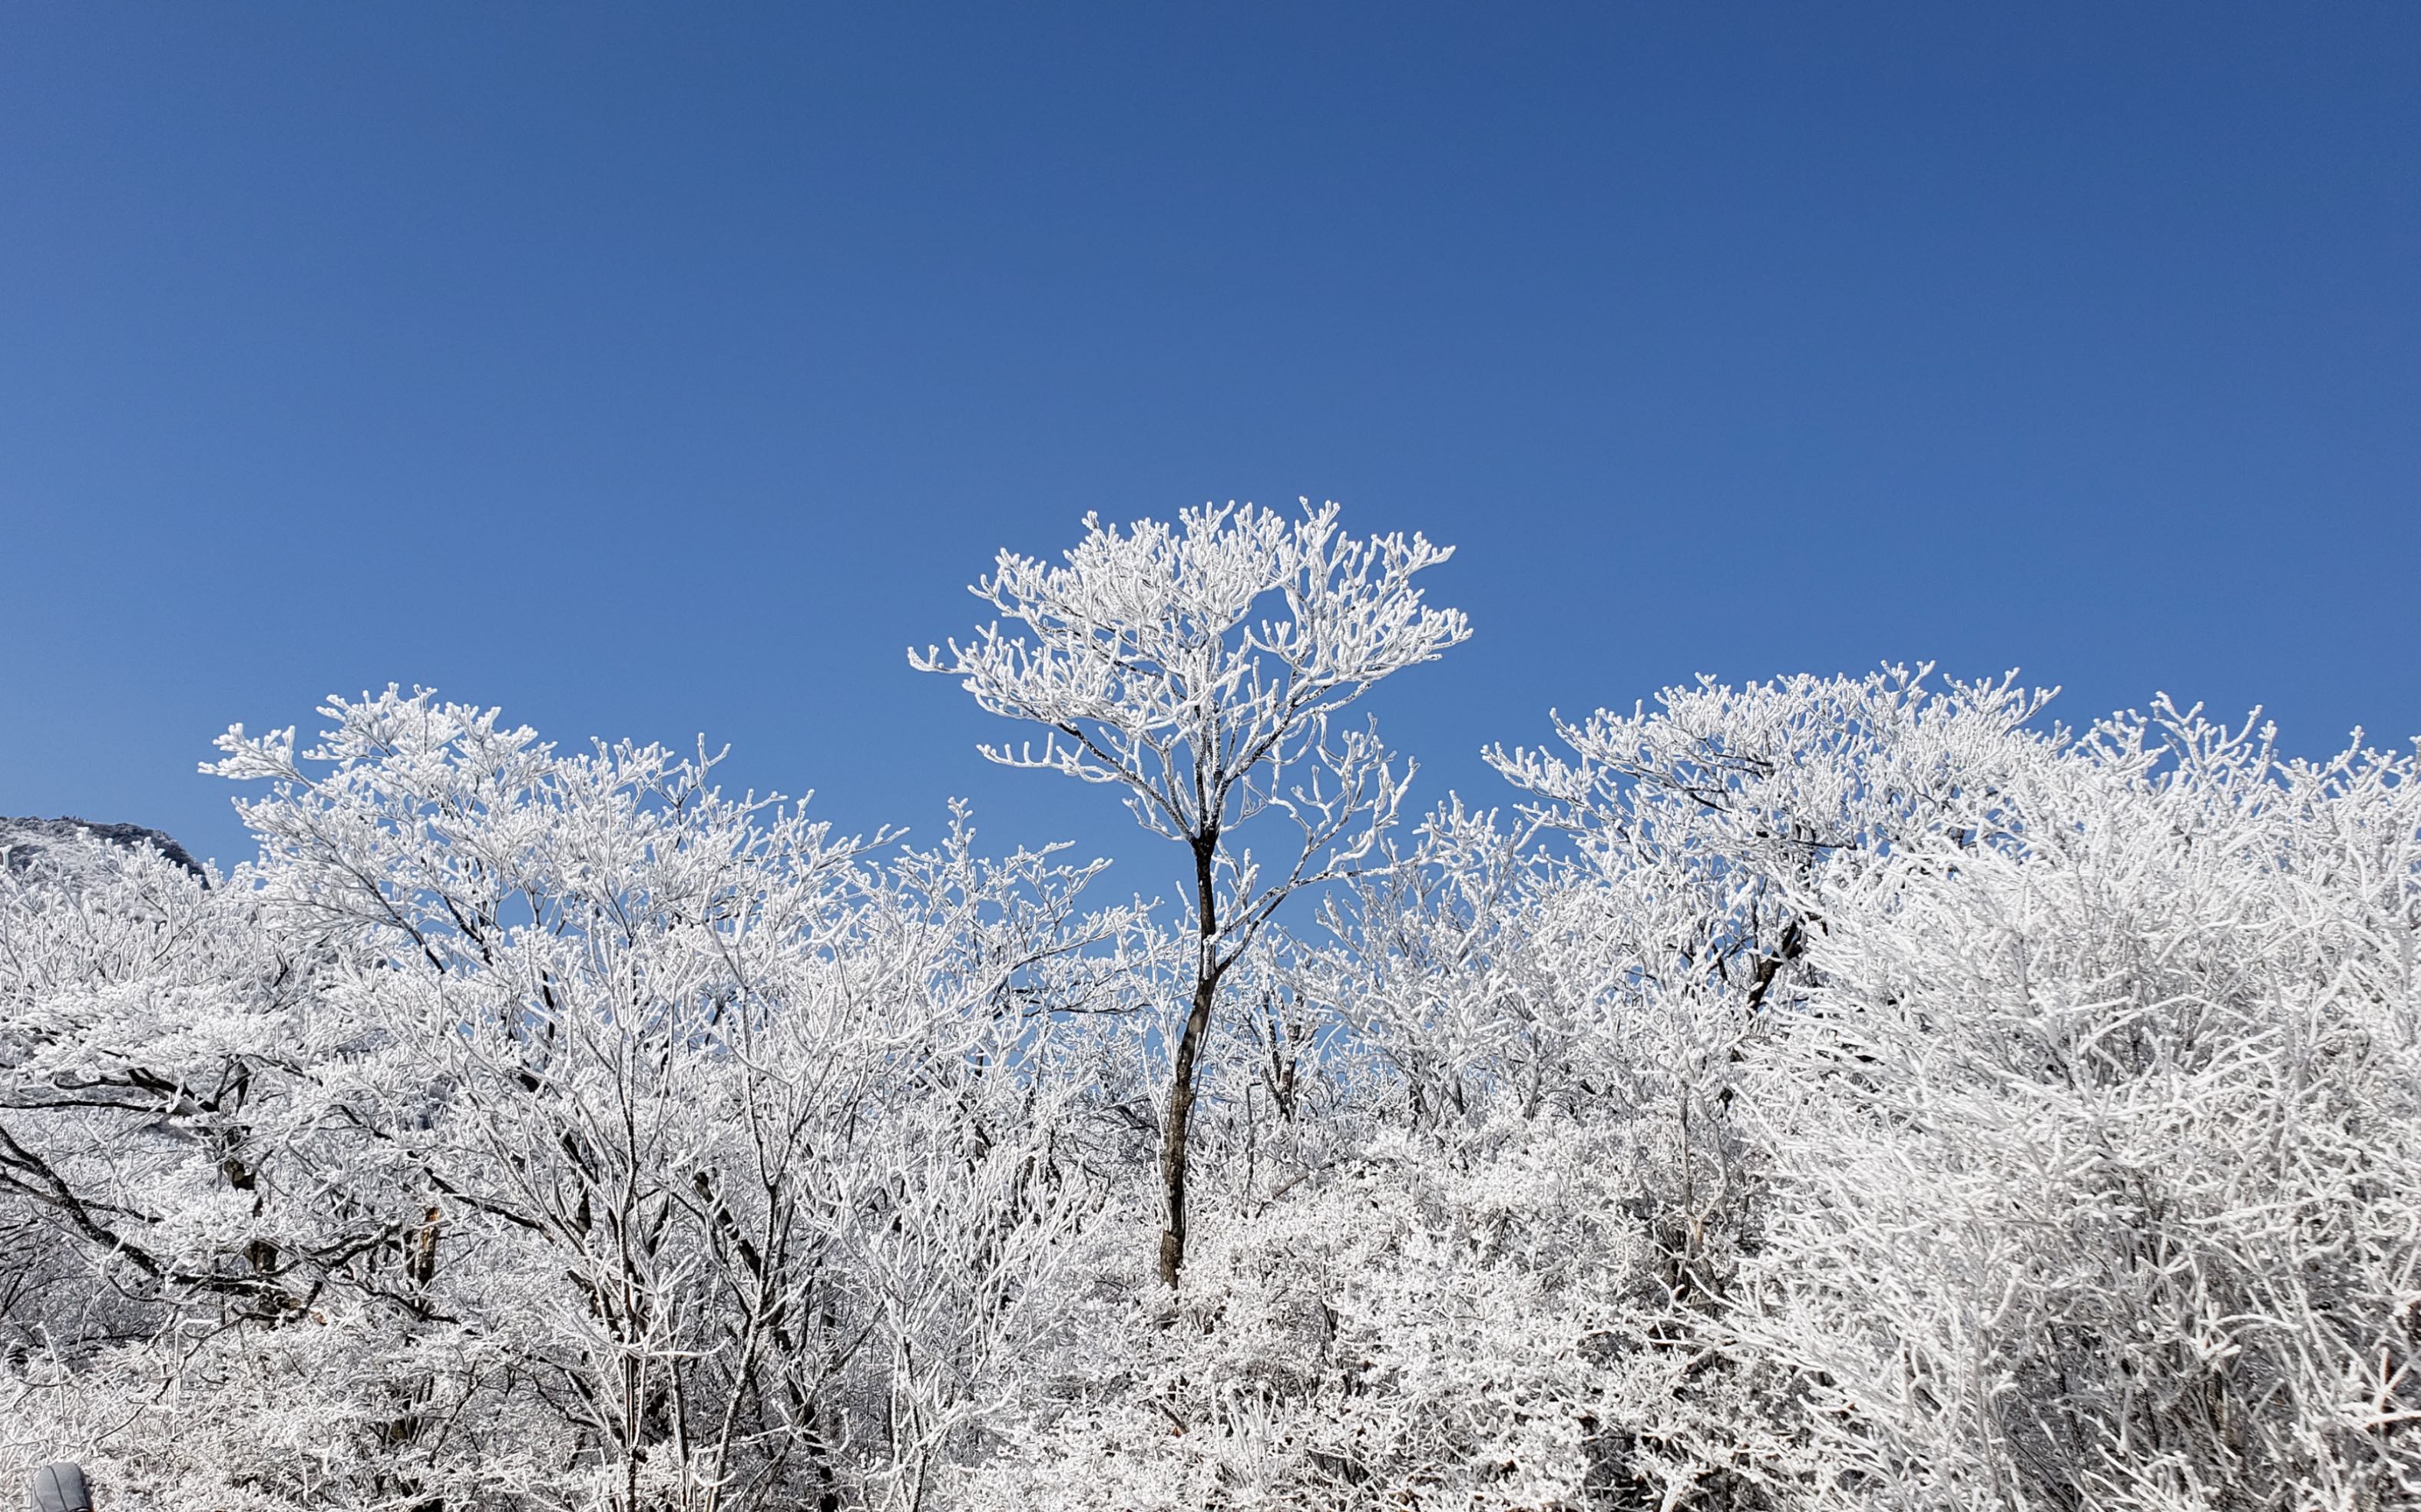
[913,500,1470,1285]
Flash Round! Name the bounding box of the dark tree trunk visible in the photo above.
[1157,835,1224,1287]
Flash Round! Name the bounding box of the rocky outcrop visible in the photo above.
[0,816,205,880]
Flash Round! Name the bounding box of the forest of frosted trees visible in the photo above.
[2,504,2415,1511]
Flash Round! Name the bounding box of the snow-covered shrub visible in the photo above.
[1738,702,2421,1510]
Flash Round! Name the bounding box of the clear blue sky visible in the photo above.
[3,5,2415,888]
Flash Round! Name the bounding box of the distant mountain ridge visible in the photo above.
[0,816,205,878]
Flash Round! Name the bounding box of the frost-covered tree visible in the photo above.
[2,690,1157,1512]
[912,500,1468,1285]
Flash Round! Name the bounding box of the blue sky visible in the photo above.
[2,5,2415,891]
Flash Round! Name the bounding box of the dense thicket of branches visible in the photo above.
[2,529,2416,1510]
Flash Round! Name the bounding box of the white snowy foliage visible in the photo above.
[3,690,1162,1512]
[2,523,2415,1511]
[1736,703,2421,1510]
